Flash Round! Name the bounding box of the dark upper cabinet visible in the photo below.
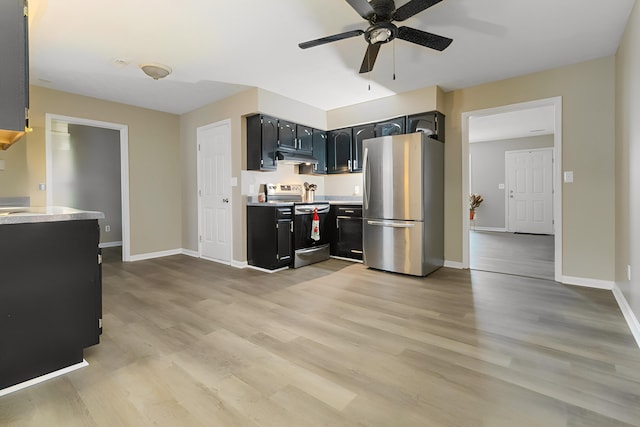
[277,121,313,154]
[327,128,352,174]
[375,116,405,137]
[277,120,297,151]
[352,124,375,173]
[247,114,278,170]
[407,111,445,142]
[0,0,29,149]
[312,129,327,174]
[297,125,313,154]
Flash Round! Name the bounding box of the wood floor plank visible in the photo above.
[2,249,639,426]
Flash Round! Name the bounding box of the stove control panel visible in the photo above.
[266,183,303,196]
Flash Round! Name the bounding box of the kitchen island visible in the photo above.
[0,207,104,392]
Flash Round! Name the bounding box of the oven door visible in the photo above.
[294,204,331,250]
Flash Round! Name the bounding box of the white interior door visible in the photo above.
[198,120,231,263]
[506,148,554,234]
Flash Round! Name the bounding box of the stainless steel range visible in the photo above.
[265,183,330,268]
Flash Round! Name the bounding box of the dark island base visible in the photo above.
[0,219,102,390]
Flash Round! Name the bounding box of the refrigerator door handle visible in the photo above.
[363,147,370,210]
[367,220,416,228]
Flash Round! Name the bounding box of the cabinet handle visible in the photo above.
[348,159,352,171]
[336,218,340,229]
[290,221,293,232]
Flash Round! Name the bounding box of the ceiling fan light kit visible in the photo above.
[299,0,452,74]
[140,63,172,80]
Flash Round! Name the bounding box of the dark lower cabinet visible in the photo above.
[0,219,102,390]
[247,206,293,269]
[330,205,363,261]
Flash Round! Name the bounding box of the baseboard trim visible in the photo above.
[0,360,88,397]
[181,249,199,258]
[99,241,122,248]
[128,248,183,262]
[231,260,248,269]
[471,227,507,232]
[561,275,614,290]
[444,260,464,269]
[246,265,289,273]
[612,284,640,348]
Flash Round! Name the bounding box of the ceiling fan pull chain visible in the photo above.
[393,39,397,80]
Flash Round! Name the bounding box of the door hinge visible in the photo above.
[199,189,202,197]
[98,254,102,265]
[199,235,203,242]
[198,144,201,151]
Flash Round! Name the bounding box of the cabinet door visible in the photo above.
[0,0,28,136]
[276,219,292,267]
[261,116,278,170]
[375,117,405,137]
[312,129,327,174]
[407,111,445,142]
[278,120,297,152]
[336,217,363,260]
[327,128,352,174]
[297,125,313,154]
[352,124,374,172]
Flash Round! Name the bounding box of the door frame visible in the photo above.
[462,97,562,282]
[45,113,131,261]
[196,119,232,264]
[504,147,554,234]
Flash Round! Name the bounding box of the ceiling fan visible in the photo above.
[298,0,453,74]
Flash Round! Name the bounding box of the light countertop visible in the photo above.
[0,206,105,225]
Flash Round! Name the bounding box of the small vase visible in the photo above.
[470,210,475,220]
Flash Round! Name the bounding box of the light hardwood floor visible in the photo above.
[470,230,555,280]
[1,249,639,426]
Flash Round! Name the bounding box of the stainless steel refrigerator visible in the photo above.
[362,132,444,276]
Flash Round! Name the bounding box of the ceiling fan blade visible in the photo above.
[359,43,382,73]
[298,29,365,49]
[397,26,452,51]
[393,0,443,21]
[346,0,376,20]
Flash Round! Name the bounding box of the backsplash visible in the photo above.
[241,164,363,198]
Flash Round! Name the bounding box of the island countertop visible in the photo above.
[0,206,105,225]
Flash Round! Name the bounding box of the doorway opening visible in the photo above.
[462,97,562,282]
[45,114,130,261]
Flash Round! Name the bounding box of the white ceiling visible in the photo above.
[27,0,635,115]
[469,105,556,143]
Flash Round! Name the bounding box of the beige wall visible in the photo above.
[179,88,329,261]
[0,134,29,197]
[443,56,616,280]
[616,0,640,318]
[28,86,181,256]
[328,86,438,129]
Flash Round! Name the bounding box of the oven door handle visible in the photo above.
[296,206,330,214]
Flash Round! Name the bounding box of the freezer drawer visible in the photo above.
[363,219,441,276]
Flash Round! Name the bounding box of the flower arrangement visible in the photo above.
[469,193,483,211]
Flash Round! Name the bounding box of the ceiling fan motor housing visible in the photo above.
[365,22,398,45]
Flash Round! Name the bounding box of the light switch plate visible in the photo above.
[563,171,574,183]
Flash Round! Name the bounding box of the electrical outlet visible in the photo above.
[354,185,360,195]
[105,225,111,232]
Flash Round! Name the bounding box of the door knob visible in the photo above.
[222,198,229,203]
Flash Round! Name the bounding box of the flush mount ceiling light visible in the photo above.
[140,63,172,80]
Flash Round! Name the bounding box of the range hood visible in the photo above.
[276,150,319,165]
[0,129,26,151]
